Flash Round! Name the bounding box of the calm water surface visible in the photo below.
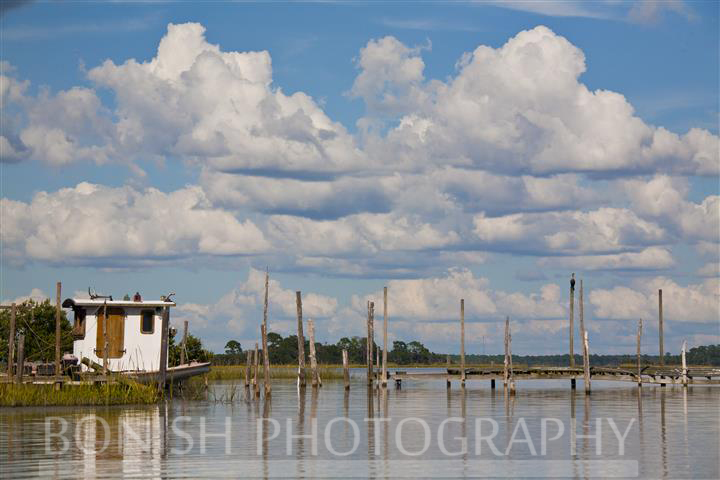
[1,371,718,479]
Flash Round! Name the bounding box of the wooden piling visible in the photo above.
[262,324,271,396]
[262,269,271,395]
[7,303,16,378]
[296,291,306,387]
[342,349,350,390]
[569,273,575,368]
[583,331,591,394]
[503,316,509,387]
[367,301,374,385]
[636,318,642,387]
[376,346,380,380]
[15,333,25,384]
[308,318,319,387]
[579,280,590,394]
[180,320,188,365]
[55,282,62,381]
[103,301,109,374]
[680,340,688,387]
[158,306,170,389]
[508,323,515,394]
[382,286,388,387]
[253,342,260,396]
[460,298,466,385]
[245,350,251,387]
[658,289,664,366]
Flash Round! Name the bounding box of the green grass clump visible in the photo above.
[0,381,161,407]
[207,364,346,381]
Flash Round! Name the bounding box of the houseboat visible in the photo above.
[61,295,209,383]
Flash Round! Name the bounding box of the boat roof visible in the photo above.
[62,298,176,309]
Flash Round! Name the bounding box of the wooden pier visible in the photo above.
[392,365,720,387]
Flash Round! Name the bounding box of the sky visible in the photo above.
[1,0,718,355]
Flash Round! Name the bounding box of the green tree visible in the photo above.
[0,300,72,364]
[224,340,242,355]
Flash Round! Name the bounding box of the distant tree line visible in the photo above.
[213,333,720,367]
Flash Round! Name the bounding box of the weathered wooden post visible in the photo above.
[296,291,306,387]
[262,269,271,396]
[55,282,62,381]
[579,280,590,393]
[503,316,509,388]
[180,320,188,365]
[583,331,591,394]
[103,301,109,375]
[446,354,451,389]
[245,350,251,387]
[253,342,260,397]
[262,324,271,396]
[7,303,16,379]
[376,346,380,379]
[15,334,25,384]
[342,349,350,390]
[382,286,388,387]
[680,340,687,387]
[158,305,170,389]
[308,318,319,387]
[508,323,515,395]
[636,318,643,387]
[460,298,466,385]
[367,301,374,386]
[569,273,575,368]
[658,289,664,366]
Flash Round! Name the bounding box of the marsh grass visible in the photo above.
[207,364,347,381]
[0,380,160,407]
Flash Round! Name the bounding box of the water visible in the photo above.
[1,373,718,479]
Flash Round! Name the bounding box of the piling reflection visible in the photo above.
[0,379,717,479]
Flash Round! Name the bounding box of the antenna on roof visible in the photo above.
[88,287,113,301]
[161,292,176,302]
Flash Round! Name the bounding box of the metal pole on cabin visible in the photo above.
[180,320,188,365]
[342,349,350,390]
[245,350,251,388]
[569,274,575,368]
[680,340,687,387]
[460,299,466,385]
[7,303,16,379]
[103,301,109,375]
[308,318,319,388]
[658,289,664,366]
[382,287,388,387]
[15,334,25,384]
[158,306,170,389]
[296,291,306,387]
[55,282,62,381]
[262,269,271,395]
[636,318,643,387]
[503,316,509,388]
[262,323,271,396]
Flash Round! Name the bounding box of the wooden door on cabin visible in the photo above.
[96,307,125,358]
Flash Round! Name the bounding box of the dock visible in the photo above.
[392,365,720,387]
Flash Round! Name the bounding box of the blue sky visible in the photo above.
[1,1,718,355]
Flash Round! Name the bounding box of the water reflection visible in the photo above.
[0,379,718,479]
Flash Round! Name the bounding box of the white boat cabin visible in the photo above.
[62,298,176,372]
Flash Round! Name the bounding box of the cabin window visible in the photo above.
[141,310,154,334]
[72,308,86,339]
